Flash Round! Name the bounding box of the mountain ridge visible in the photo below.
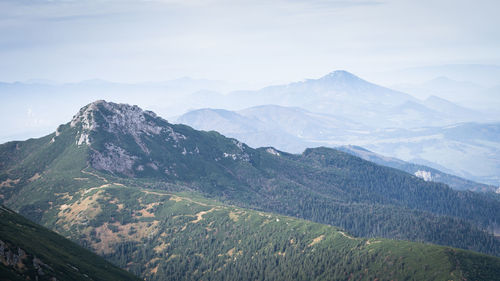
[2,100,499,257]
[337,145,498,193]
[177,102,500,186]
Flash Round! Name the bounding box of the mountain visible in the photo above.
[392,75,500,117]
[0,77,233,144]
[5,187,500,281]
[222,70,484,128]
[1,100,500,279]
[0,205,141,281]
[423,95,481,119]
[238,104,366,139]
[178,106,498,192]
[389,64,500,87]
[360,122,500,186]
[176,107,312,153]
[177,104,500,186]
[2,70,492,145]
[337,145,498,193]
[393,76,485,101]
[176,105,365,152]
[2,100,500,250]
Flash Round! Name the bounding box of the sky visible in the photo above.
[1,0,500,143]
[1,0,500,87]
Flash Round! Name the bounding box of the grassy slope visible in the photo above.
[0,205,141,281]
[1,118,499,258]
[0,127,499,280]
[40,181,500,281]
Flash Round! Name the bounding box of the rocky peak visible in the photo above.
[68,101,191,177]
[70,100,165,146]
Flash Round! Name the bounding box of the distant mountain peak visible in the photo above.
[319,70,362,82]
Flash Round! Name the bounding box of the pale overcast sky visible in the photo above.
[1,0,499,86]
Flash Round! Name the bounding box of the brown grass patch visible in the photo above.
[150,265,159,275]
[28,173,41,182]
[191,208,216,223]
[135,202,160,218]
[109,198,124,211]
[83,184,112,194]
[91,221,160,255]
[153,242,169,254]
[146,257,161,275]
[55,192,73,201]
[0,178,20,188]
[229,211,240,222]
[167,254,179,261]
[169,195,183,202]
[57,191,104,227]
[339,231,355,240]
[308,235,325,247]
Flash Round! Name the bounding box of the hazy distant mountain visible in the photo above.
[178,105,500,186]
[392,76,500,118]
[478,85,500,117]
[388,64,500,87]
[423,95,481,118]
[179,103,499,191]
[1,70,494,144]
[359,123,500,186]
[222,70,487,128]
[176,107,315,152]
[176,105,370,152]
[238,105,367,140]
[393,76,484,100]
[227,70,418,127]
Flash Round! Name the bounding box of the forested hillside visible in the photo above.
[1,101,498,257]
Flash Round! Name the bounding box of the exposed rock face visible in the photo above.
[98,102,163,136]
[0,239,57,280]
[70,100,101,146]
[70,100,188,176]
[91,143,138,177]
[70,100,166,147]
[266,147,280,156]
[68,100,253,178]
[415,170,433,182]
[0,240,26,268]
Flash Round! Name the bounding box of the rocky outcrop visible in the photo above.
[70,100,167,147]
[0,239,57,280]
[71,100,174,175]
[91,143,138,177]
[70,100,101,146]
[67,100,253,177]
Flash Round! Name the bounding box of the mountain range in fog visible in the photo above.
[174,71,500,186]
[2,70,500,187]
